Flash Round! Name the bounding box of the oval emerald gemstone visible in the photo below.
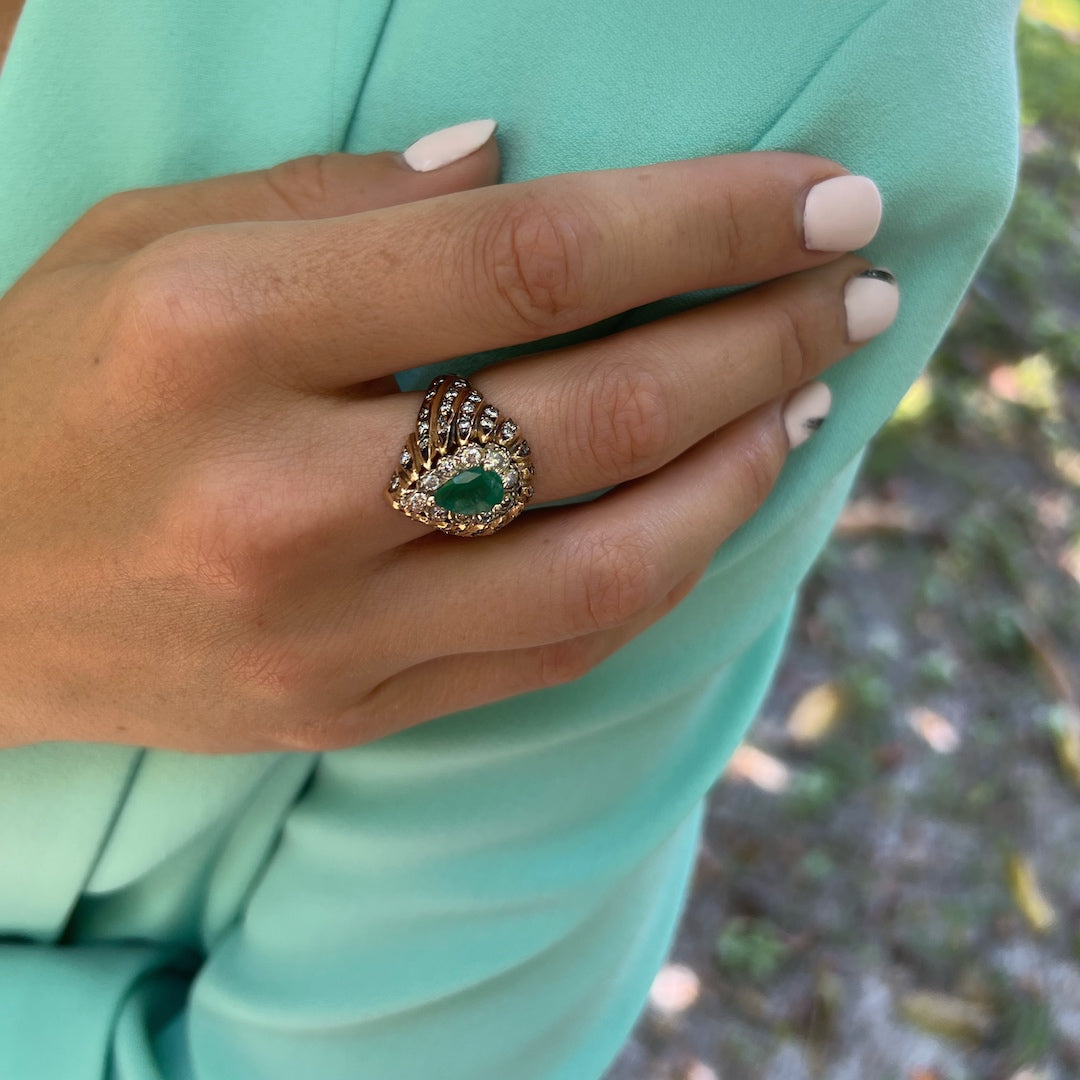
[433,467,505,516]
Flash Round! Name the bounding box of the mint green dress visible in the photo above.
[0,2,1019,1077]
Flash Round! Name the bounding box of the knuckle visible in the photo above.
[223,638,314,705]
[474,192,591,333]
[770,300,819,390]
[730,427,787,512]
[564,528,659,636]
[535,638,601,688]
[77,188,157,243]
[712,184,746,267]
[103,234,239,413]
[574,360,670,478]
[271,719,342,753]
[263,154,335,218]
[160,476,290,608]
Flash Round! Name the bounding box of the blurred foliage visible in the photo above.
[713,917,790,983]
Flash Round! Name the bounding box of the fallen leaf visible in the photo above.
[787,682,844,744]
[907,707,960,753]
[1020,625,1076,703]
[648,964,700,1016]
[898,990,995,1042]
[835,496,930,536]
[807,965,844,1043]
[1048,703,1080,789]
[725,744,790,793]
[1007,853,1058,933]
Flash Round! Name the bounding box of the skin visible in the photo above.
[0,0,23,75]
[0,126,890,754]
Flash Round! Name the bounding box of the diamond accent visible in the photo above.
[389,475,400,491]
[499,420,518,441]
[406,492,429,514]
[513,440,531,457]
[461,446,483,467]
[400,450,412,467]
[457,418,472,439]
[420,472,442,492]
[485,447,510,469]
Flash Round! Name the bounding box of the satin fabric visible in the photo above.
[0,2,1019,1077]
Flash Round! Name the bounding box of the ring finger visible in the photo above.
[314,251,898,550]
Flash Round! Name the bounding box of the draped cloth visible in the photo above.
[0,2,1019,1077]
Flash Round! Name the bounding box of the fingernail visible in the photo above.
[783,381,832,449]
[402,119,498,172]
[845,268,900,342]
[803,175,882,251]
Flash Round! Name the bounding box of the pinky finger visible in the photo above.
[330,558,715,750]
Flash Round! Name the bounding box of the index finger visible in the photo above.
[147,152,882,391]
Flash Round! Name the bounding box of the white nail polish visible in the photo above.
[402,119,497,172]
[803,175,882,251]
[845,268,900,342]
[783,381,832,449]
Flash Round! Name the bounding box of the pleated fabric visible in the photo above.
[0,2,1019,1077]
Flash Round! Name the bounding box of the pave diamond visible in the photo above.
[513,440,530,457]
[400,449,412,467]
[498,419,518,441]
[457,418,472,439]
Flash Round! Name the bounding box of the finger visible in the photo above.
[317,559,713,752]
[39,119,501,268]
[183,150,881,390]
[459,256,898,504]
[288,255,894,553]
[365,398,801,657]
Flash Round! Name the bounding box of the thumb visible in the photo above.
[45,119,502,267]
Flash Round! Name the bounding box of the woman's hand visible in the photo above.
[0,122,897,752]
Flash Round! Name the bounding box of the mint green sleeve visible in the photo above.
[0,2,1020,1079]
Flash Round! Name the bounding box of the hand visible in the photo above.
[0,123,897,752]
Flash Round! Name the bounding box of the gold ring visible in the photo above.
[386,374,536,537]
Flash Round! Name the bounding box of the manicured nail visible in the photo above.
[402,119,497,172]
[803,175,882,251]
[783,381,832,449]
[845,268,900,342]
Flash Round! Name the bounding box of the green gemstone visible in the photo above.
[433,467,505,516]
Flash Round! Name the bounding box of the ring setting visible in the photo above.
[386,374,535,537]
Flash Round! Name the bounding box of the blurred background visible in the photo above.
[609,3,1080,1077]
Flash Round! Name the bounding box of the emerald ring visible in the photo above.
[386,374,536,537]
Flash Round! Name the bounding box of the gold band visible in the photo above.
[386,374,536,537]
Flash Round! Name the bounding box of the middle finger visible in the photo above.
[173,151,882,391]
